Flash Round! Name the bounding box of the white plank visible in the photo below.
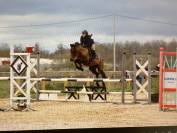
[0,77,10,80]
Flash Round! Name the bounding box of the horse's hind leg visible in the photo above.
[97,66,107,78]
[96,59,107,78]
[89,66,99,78]
[89,66,100,87]
[96,67,107,100]
[98,69,106,78]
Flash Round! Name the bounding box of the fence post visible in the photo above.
[9,46,14,107]
[133,52,137,103]
[176,48,177,111]
[148,53,151,104]
[121,52,126,104]
[159,47,164,110]
[36,51,40,100]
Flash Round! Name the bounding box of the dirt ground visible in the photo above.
[0,96,177,131]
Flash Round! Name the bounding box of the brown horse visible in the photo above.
[70,42,106,78]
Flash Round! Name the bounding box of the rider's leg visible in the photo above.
[91,49,97,59]
[87,48,92,60]
[91,44,97,59]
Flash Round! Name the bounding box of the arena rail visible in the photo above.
[0,46,152,111]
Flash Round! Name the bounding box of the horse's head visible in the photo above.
[70,42,81,62]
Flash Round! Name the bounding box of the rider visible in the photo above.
[80,30,97,60]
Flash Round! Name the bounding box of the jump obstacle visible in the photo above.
[0,46,152,111]
[159,47,177,111]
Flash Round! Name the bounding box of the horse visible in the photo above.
[70,42,106,79]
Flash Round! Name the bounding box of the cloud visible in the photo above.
[0,0,177,51]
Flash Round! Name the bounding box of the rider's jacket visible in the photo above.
[80,35,94,49]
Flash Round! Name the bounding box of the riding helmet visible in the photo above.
[82,30,88,35]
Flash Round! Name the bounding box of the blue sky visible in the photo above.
[0,0,177,51]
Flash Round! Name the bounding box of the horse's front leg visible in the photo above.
[74,61,84,71]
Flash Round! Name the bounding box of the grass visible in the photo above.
[0,81,10,98]
[151,77,159,94]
